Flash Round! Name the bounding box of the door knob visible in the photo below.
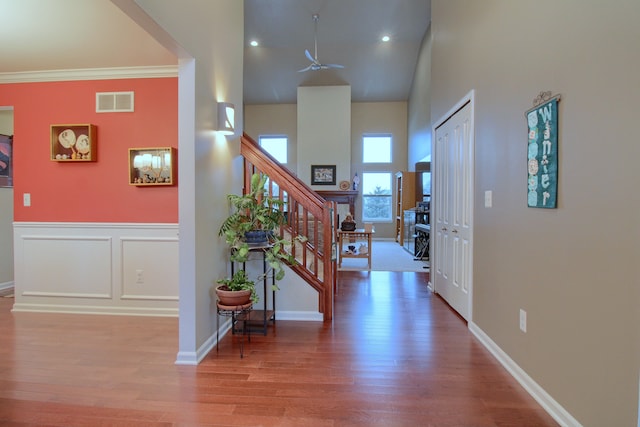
[452,229,458,234]
[441,227,448,232]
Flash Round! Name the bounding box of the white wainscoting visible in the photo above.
[13,222,179,316]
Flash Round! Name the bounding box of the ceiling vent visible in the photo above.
[96,91,134,113]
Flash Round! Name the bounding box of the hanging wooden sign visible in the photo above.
[525,92,560,208]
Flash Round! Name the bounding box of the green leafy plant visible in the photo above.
[219,173,287,243]
[218,173,304,293]
[216,270,258,303]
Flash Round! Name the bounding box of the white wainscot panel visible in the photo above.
[13,222,179,316]
[121,237,179,301]
[22,236,112,298]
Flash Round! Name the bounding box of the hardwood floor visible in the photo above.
[0,272,558,426]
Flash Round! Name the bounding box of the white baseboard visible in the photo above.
[174,351,199,365]
[175,318,234,365]
[468,321,582,427]
[276,310,323,321]
[11,303,178,317]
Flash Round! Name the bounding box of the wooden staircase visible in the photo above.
[240,133,336,321]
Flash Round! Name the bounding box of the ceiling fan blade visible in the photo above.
[305,49,315,63]
[300,14,342,72]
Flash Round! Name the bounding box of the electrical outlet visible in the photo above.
[519,309,527,333]
[136,269,144,284]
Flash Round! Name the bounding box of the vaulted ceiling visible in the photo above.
[0,0,430,105]
[243,0,431,104]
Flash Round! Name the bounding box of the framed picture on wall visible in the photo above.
[311,165,336,185]
[50,124,96,162]
[0,134,13,187]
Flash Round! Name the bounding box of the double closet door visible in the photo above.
[433,99,474,321]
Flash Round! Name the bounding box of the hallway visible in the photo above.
[0,272,557,426]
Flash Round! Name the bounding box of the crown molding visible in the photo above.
[0,65,178,83]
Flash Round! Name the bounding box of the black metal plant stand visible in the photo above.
[216,301,252,358]
[230,246,276,335]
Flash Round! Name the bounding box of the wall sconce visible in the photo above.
[217,102,235,135]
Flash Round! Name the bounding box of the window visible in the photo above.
[362,172,392,222]
[259,136,288,164]
[363,134,391,163]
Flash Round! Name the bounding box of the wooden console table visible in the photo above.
[337,229,374,270]
[316,190,358,216]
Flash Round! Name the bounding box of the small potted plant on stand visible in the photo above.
[216,270,257,305]
[217,173,301,305]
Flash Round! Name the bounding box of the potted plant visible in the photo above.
[217,173,302,302]
[216,270,257,305]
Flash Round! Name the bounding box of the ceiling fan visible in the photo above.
[298,14,344,72]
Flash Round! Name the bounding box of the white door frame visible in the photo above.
[431,89,475,321]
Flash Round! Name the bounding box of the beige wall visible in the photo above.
[245,100,409,239]
[0,109,13,287]
[244,104,297,174]
[408,25,432,170]
[297,86,351,188]
[352,102,409,238]
[431,1,640,425]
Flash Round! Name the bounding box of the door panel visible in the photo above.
[434,125,450,302]
[433,100,473,320]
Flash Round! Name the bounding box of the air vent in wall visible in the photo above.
[96,91,134,113]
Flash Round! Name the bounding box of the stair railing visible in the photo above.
[240,133,336,321]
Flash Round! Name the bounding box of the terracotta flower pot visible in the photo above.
[216,285,251,306]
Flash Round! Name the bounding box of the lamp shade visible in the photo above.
[217,102,235,135]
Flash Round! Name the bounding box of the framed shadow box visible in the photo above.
[51,124,96,161]
[128,147,176,186]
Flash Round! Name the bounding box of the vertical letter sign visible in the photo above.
[526,94,559,208]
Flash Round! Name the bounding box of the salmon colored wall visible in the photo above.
[0,78,178,223]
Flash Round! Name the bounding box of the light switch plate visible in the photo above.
[484,190,492,208]
[520,309,527,333]
[23,193,31,207]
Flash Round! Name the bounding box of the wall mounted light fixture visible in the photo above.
[217,102,235,135]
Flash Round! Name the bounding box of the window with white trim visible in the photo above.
[363,134,391,163]
[259,135,288,164]
[362,172,392,222]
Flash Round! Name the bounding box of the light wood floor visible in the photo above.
[0,272,558,426]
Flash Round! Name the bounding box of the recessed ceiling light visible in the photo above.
[381,35,390,42]
[250,40,259,47]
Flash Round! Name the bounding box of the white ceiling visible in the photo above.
[0,0,176,72]
[0,0,430,105]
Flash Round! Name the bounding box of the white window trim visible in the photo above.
[361,171,393,223]
[259,134,288,164]
[362,133,393,164]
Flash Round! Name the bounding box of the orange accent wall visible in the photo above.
[1,77,178,223]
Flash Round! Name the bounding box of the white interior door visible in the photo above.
[433,96,474,321]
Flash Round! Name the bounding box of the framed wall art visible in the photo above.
[0,134,12,187]
[128,147,176,186]
[51,124,97,162]
[311,165,336,185]
[526,92,560,208]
